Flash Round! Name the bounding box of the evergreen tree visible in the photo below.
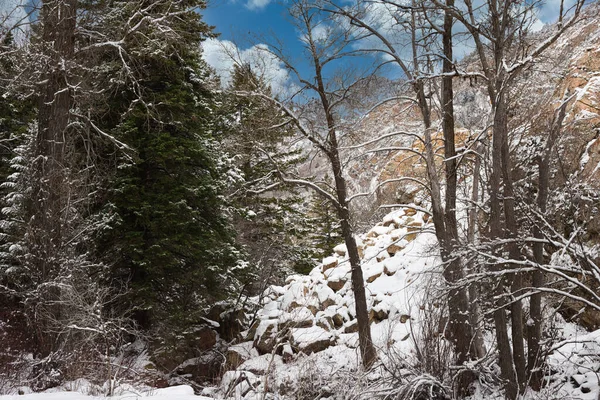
[90,0,243,331]
[224,63,315,280]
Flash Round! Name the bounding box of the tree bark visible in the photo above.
[489,91,519,400]
[440,1,476,394]
[27,0,77,353]
[528,96,570,390]
[32,0,77,282]
[467,142,487,360]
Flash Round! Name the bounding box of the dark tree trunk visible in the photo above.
[500,110,527,393]
[440,1,476,394]
[27,0,77,353]
[310,32,377,368]
[528,97,570,390]
[31,0,77,281]
[489,92,519,400]
[467,142,486,360]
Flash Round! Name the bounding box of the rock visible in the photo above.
[404,208,417,216]
[207,302,227,324]
[322,256,338,272]
[333,244,347,256]
[327,279,346,292]
[225,343,256,370]
[290,326,334,354]
[376,252,389,262]
[387,243,404,256]
[366,272,382,283]
[382,213,395,226]
[307,304,319,316]
[390,229,403,240]
[357,244,365,259]
[299,338,332,354]
[221,371,259,398]
[344,320,359,333]
[196,326,218,351]
[321,296,336,310]
[282,344,294,363]
[369,308,389,322]
[316,316,334,331]
[400,314,411,323]
[245,320,259,341]
[407,221,422,232]
[222,309,246,342]
[368,225,393,237]
[175,350,223,383]
[331,313,344,328]
[253,320,278,354]
[405,233,418,241]
[281,307,314,329]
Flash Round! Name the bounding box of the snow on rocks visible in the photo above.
[226,206,439,399]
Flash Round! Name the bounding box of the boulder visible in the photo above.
[376,252,389,262]
[405,233,418,241]
[225,343,256,370]
[175,350,223,383]
[221,371,259,398]
[366,272,382,283]
[327,279,346,292]
[290,326,334,354]
[193,326,217,351]
[316,316,334,331]
[322,256,338,272]
[331,313,344,328]
[253,320,278,354]
[333,244,347,256]
[245,320,259,341]
[407,221,422,232]
[343,320,359,333]
[369,308,389,323]
[387,243,404,256]
[404,208,417,216]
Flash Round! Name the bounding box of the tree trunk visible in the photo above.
[528,96,570,390]
[441,2,476,394]
[330,148,377,368]
[27,0,77,353]
[310,26,377,366]
[494,93,527,391]
[467,142,486,359]
[489,92,519,400]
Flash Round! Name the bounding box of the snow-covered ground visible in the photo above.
[0,385,209,400]
[4,207,600,399]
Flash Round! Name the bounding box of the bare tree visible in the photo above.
[317,0,478,392]
[431,0,585,397]
[236,0,379,368]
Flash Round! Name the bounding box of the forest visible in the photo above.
[1,0,600,399]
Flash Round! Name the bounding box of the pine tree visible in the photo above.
[224,63,315,280]
[91,0,243,332]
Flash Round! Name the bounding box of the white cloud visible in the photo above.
[245,0,272,11]
[536,0,578,23]
[202,38,298,98]
[299,23,331,45]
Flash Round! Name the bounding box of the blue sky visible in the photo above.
[201,0,581,96]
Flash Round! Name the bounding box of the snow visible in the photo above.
[219,207,441,398]
[0,385,209,400]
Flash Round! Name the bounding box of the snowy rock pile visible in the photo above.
[213,207,442,399]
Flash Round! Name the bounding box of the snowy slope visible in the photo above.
[0,385,210,400]
[212,207,445,399]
